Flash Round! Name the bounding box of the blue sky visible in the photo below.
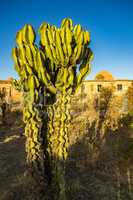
[0,0,133,80]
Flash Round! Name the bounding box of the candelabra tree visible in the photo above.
[12,18,93,199]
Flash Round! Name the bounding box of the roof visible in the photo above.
[0,78,132,85]
[84,79,133,82]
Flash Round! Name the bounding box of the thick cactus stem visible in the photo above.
[47,91,72,200]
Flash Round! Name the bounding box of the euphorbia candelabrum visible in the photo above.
[12,18,93,199]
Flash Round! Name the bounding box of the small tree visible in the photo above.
[93,86,114,138]
[127,82,133,112]
[0,90,7,123]
[95,74,104,80]
[98,87,114,116]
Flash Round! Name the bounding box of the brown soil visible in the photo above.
[0,111,27,200]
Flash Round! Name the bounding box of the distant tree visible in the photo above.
[95,71,114,80]
[93,86,114,138]
[99,87,114,115]
[0,90,7,123]
[95,74,105,80]
[127,82,133,112]
[118,83,133,130]
[94,86,114,116]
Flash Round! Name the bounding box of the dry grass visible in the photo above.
[0,109,133,199]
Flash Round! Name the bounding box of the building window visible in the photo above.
[117,84,122,91]
[97,84,102,92]
[2,87,6,92]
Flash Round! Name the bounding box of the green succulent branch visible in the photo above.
[12,79,23,91]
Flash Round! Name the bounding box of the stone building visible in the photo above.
[0,71,132,113]
[0,77,21,104]
[80,71,132,95]
[77,70,133,114]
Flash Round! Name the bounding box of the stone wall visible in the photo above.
[77,80,133,113]
[0,80,22,103]
[79,80,132,96]
[0,77,132,113]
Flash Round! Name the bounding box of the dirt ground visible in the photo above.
[0,111,133,200]
[0,111,26,200]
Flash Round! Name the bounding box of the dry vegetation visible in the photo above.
[0,102,133,199]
